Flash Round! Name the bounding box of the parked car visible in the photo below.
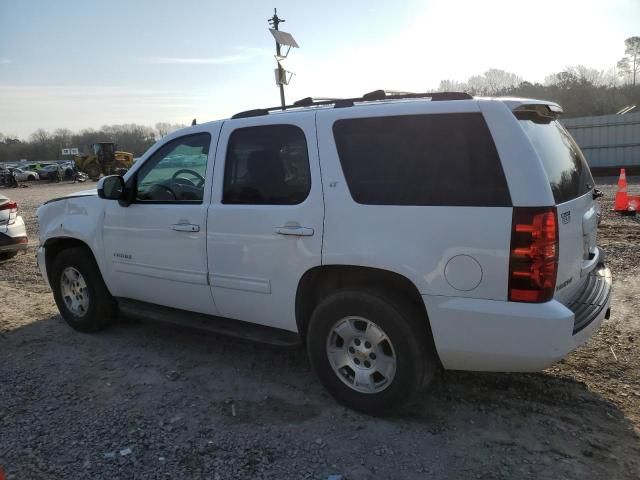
[60,163,75,180]
[0,166,10,186]
[38,164,63,181]
[24,162,56,172]
[0,193,28,260]
[8,167,39,181]
[36,91,611,414]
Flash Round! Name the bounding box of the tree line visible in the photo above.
[437,37,640,117]
[437,66,640,117]
[0,122,185,163]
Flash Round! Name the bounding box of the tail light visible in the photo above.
[0,200,18,225]
[509,207,558,302]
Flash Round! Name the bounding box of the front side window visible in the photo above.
[136,133,211,202]
[223,125,311,205]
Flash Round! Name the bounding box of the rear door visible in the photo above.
[206,113,324,332]
[517,117,598,304]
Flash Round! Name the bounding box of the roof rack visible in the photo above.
[231,90,472,119]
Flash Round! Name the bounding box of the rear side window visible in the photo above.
[332,113,511,206]
[223,125,311,205]
[517,119,594,204]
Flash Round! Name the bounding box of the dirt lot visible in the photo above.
[1,180,639,480]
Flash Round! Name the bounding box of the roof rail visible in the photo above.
[230,90,472,119]
[362,89,472,101]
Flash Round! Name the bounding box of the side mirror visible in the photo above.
[98,175,125,200]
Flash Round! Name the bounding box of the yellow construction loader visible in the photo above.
[74,143,134,180]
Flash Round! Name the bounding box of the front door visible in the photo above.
[207,114,324,332]
[102,129,219,315]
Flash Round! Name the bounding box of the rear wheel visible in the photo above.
[50,247,117,332]
[307,289,437,414]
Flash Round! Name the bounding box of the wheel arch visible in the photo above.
[44,237,96,284]
[295,264,435,344]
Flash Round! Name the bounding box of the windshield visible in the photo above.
[518,119,594,204]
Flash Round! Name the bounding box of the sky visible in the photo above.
[0,0,638,138]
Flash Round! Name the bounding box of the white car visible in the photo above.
[0,193,28,260]
[36,91,611,413]
[9,167,39,181]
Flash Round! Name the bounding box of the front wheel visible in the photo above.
[50,247,117,332]
[307,289,437,414]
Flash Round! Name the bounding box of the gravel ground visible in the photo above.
[0,180,639,480]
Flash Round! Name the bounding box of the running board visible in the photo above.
[117,298,301,347]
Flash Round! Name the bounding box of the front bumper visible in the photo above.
[424,263,612,372]
[0,216,28,254]
[36,246,50,288]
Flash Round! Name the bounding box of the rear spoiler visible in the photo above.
[513,103,563,124]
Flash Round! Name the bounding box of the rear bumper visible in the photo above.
[568,263,612,333]
[0,216,28,254]
[425,263,612,372]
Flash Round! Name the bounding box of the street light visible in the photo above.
[268,8,299,109]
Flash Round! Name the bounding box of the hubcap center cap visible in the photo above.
[348,337,375,367]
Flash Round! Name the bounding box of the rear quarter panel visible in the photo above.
[316,101,513,300]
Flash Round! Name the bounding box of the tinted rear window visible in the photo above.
[518,119,594,204]
[332,113,511,206]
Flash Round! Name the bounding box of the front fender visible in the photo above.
[37,195,107,276]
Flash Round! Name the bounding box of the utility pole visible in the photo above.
[269,8,286,109]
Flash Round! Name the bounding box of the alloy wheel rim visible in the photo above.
[60,267,89,317]
[326,316,397,394]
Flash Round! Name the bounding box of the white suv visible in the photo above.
[36,91,611,413]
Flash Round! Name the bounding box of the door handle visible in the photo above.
[171,223,200,232]
[275,226,314,236]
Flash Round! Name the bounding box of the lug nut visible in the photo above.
[370,353,376,360]
[364,361,371,368]
[364,341,371,349]
[354,358,360,365]
[354,339,361,346]
[349,347,355,354]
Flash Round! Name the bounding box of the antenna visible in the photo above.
[268,8,299,109]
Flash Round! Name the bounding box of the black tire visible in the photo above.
[307,289,437,415]
[0,251,18,261]
[50,247,117,332]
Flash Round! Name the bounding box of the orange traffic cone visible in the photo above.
[614,168,629,211]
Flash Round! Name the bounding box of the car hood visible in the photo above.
[42,189,97,206]
[68,189,97,197]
